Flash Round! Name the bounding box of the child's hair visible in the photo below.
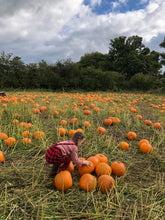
[72,132,85,145]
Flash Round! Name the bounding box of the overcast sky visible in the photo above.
[0,0,165,65]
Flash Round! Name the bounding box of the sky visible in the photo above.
[0,0,165,69]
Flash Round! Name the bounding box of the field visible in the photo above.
[0,91,165,220]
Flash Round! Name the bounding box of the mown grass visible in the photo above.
[0,91,165,220]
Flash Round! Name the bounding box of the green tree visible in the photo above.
[107,35,162,78]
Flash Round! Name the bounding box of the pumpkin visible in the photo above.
[0,150,4,162]
[139,142,153,153]
[11,119,19,124]
[95,162,112,176]
[153,123,161,129]
[19,122,27,128]
[95,154,108,163]
[83,106,88,110]
[76,128,84,133]
[57,128,66,137]
[39,106,47,112]
[96,127,106,135]
[22,131,31,138]
[70,118,78,125]
[89,103,95,108]
[119,141,129,150]
[32,131,45,139]
[104,118,113,126]
[67,161,74,173]
[6,137,16,146]
[21,138,32,145]
[52,110,59,116]
[97,175,115,194]
[127,132,137,140]
[93,107,100,112]
[59,120,68,126]
[83,121,91,128]
[0,132,8,140]
[79,173,97,192]
[111,161,126,176]
[78,161,95,176]
[75,157,85,168]
[68,130,76,138]
[33,108,40,114]
[138,139,150,147]
[87,156,100,168]
[144,120,152,126]
[135,115,143,120]
[84,110,91,115]
[112,117,120,124]
[54,170,72,191]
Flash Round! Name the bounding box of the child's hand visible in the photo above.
[83,160,92,167]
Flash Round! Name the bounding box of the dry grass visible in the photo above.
[0,91,165,220]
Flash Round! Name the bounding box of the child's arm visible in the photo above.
[82,160,92,167]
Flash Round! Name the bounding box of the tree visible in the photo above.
[107,35,162,79]
[159,37,165,65]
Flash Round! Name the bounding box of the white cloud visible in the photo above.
[0,0,165,64]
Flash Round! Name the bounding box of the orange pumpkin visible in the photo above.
[87,156,100,168]
[139,142,153,153]
[111,161,126,176]
[70,118,78,125]
[33,108,40,114]
[32,131,45,139]
[0,132,8,140]
[6,137,16,146]
[0,150,4,162]
[153,123,161,129]
[104,118,113,126]
[95,154,108,163]
[96,127,106,135]
[67,161,74,173]
[127,132,137,140]
[78,161,95,176]
[95,162,112,176]
[119,141,129,150]
[84,110,91,115]
[97,175,115,194]
[59,120,68,126]
[135,115,143,120]
[54,170,72,191]
[68,130,76,138]
[21,138,32,145]
[11,119,19,124]
[57,128,66,137]
[138,139,150,147]
[22,131,31,138]
[39,106,47,112]
[144,120,152,126]
[79,173,97,192]
[83,121,91,128]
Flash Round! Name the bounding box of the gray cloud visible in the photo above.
[0,0,165,65]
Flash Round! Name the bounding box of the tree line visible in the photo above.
[0,35,165,92]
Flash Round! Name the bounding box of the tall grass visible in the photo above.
[0,91,165,219]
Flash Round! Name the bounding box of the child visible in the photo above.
[45,132,91,176]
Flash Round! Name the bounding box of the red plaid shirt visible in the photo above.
[46,140,83,167]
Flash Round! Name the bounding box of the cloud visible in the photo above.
[0,0,165,64]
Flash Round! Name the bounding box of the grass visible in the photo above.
[0,91,165,220]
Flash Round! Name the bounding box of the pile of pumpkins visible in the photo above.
[54,154,126,194]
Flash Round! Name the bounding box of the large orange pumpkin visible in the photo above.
[78,161,95,176]
[138,139,150,147]
[95,154,108,163]
[83,121,91,128]
[32,131,45,139]
[139,142,153,153]
[79,173,97,192]
[0,151,4,162]
[104,118,113,126]
[68,130,76,138]
[119,141,129,150]
[153,123,161,129]
[127,132,137,140]
[97,175,115,194]
[96,127,106,135]
[87,156,100,168]
[54,170,72,191]
[111,161,126,176]
[95,162,112,176]
[0,132,8,140]
[67,161,74,173]
[21,138,32,145]
[6,137,16,146]
[57,128,66,137]
[59,120,68,126]
[144,120,152,126]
